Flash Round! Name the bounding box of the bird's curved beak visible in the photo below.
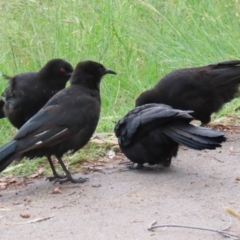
[104,69,117,75]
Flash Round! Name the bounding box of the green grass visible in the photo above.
[0,0,240,175]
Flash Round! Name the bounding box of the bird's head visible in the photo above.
[70,61,116,86]
[40,59,74,82]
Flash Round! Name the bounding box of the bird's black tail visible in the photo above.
[0,99,5,118]
[0,140,18,173]
[2,74,12,80]
[210,60,240,88]
[162,122,226,150]
[0,74,12,119]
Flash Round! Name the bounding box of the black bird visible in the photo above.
[114,104,226,168]
[0,61,116,184]
[0,59,73,129]
[136,60,240,126]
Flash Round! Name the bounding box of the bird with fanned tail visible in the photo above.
[115,104,226,168]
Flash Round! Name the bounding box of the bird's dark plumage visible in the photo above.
[136,60,240,125]
[0,60,116,184]
[0,59,73,129]
[115,104,226,167]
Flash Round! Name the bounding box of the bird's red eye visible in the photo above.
[60,68,66,73]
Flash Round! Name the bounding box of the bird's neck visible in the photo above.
[38,68,50,79]
[71,74,101,92]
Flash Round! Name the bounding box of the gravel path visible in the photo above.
[1,133,240,240]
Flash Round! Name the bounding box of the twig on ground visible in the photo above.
[210,156,224,163]
[9,216,54,225]
[0,208,11,211]
[108,169,131,174]
[148,220,157,230]
[222,217,232,232]
[147,219,240,239]
[87,167,105,174]
[118,161,131,165]
[67,191,76,196]
[57,200,77,209]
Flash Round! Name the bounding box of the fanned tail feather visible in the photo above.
[162,122,226,150]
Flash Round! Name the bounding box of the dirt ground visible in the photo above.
[1,133,240,240]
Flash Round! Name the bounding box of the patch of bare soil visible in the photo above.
[1,133,240,239]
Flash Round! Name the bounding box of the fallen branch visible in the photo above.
[147,219,240,239]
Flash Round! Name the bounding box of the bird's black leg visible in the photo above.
[161,158,172,167]
[200,117,210,127]
[54,157,88,184]
[46,156,66,181]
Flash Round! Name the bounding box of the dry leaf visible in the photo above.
[8,178,17,184]
[107,149,116,159]
[90,134,118,145]
[0,183,7,190]
[52,187,62,194]
[20,213,30,218]
[105,139,118,145]
[29,168,44,178]
[90,139,105,144]
[225,207,240,220]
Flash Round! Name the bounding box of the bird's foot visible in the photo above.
[54,176,88,184]
[161,159,172,168]
[54,157,88,184]
[129,163,144,170]
[46,174,66,182]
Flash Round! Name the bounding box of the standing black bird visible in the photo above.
[115,104,226,168]
[0,59,73,129]
[136,60,240,126]
[0,61,116,184]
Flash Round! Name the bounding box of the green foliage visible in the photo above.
[0,0,240,175]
